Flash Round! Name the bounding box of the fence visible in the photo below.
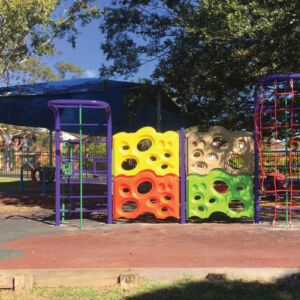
[0,151,54,178]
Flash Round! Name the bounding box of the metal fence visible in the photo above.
[0,151,54,178]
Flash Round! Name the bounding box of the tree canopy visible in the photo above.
[100,0,300,130]
[0,0,99,84]
[11,56,84,84]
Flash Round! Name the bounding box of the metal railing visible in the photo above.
[0,151,54,178]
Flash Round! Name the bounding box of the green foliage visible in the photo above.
[55,61,84,79]
[0,0,99,84]
[12,56,84,84]
[100,0,300,130]
[13,57,58,84]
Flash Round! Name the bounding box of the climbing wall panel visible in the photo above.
[113,127,179,176]
[113,170,180,219]
[187,126,253,175]
[187,169,253,219]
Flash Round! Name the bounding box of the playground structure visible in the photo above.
[48,100,255,226]
[254,74,300,227]
[41,73,300,227]
[48,100,112,229]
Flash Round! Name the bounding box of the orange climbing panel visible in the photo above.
[113,170,180,220]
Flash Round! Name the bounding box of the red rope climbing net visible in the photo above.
[255,77,300,226]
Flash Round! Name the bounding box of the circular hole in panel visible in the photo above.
[161,164,168,169]
[228,155,246,170]
[200,183,207,189]
[209,198,216,204]
[164,195,171,201]
[193,150,203,158]
[228,200,245,212]
[122,145,129,150]
[164,153,171,158]
[212,137,229,150]
[198,140,206,148]
[236,140,246,151]
[121,158,137,171]
[192,141,198,147]
[194,195,201,200]
[137,181,153,194]
[192,184,198,191]
[161,207,168,212]
[123,188,130,193]
[236,186,244,192]
[137,138,152,152]
[150,156,157,161]
[207,153,218,161]
[122,201,137,213]
[198,206,205,212]
[213,180,229,193]
[149,199,157,205]
[196,162,207,170]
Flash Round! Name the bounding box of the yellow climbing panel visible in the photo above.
[113,127,179,176]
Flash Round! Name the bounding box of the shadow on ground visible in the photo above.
[125,277,300,300]
[1,180,299,226]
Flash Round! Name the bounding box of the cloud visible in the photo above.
[84,69,98,78]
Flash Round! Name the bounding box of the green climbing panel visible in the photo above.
[187,169,253,219]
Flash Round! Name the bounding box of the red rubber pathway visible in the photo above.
[1,220,300,269]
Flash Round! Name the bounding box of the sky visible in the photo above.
[43,0,155,82]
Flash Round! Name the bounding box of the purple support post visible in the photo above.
[54,110,61,226]
[180,127,186,224]
[254,87,260,223]
[107,108,113,224]
[48,99,112,227]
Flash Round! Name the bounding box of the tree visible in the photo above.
[0,0,99,85]
[55,61,84,80]
[12,56,84,84]
[99,0,300,130]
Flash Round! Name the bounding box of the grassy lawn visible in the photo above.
[0,279,299,300]
[0,178,23,183]
[0,177,32,192]
[0,177,54,194]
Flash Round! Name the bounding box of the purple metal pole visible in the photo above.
[54,110,61,226]
[254,87,260,223]
[107,110,113,224]
[48,99,112,226]
[180,127,186,224]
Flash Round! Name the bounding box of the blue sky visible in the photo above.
[43,0,155,82]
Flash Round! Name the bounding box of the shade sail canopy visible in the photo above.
[0,78,187,134]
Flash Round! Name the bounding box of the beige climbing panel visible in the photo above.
[187,126,253,175]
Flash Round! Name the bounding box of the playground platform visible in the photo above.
[0,200,300,288]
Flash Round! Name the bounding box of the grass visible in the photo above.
[0,177,54,194]
[0,177,23,183]
[0,279,300,300]
[0,178,32,192]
